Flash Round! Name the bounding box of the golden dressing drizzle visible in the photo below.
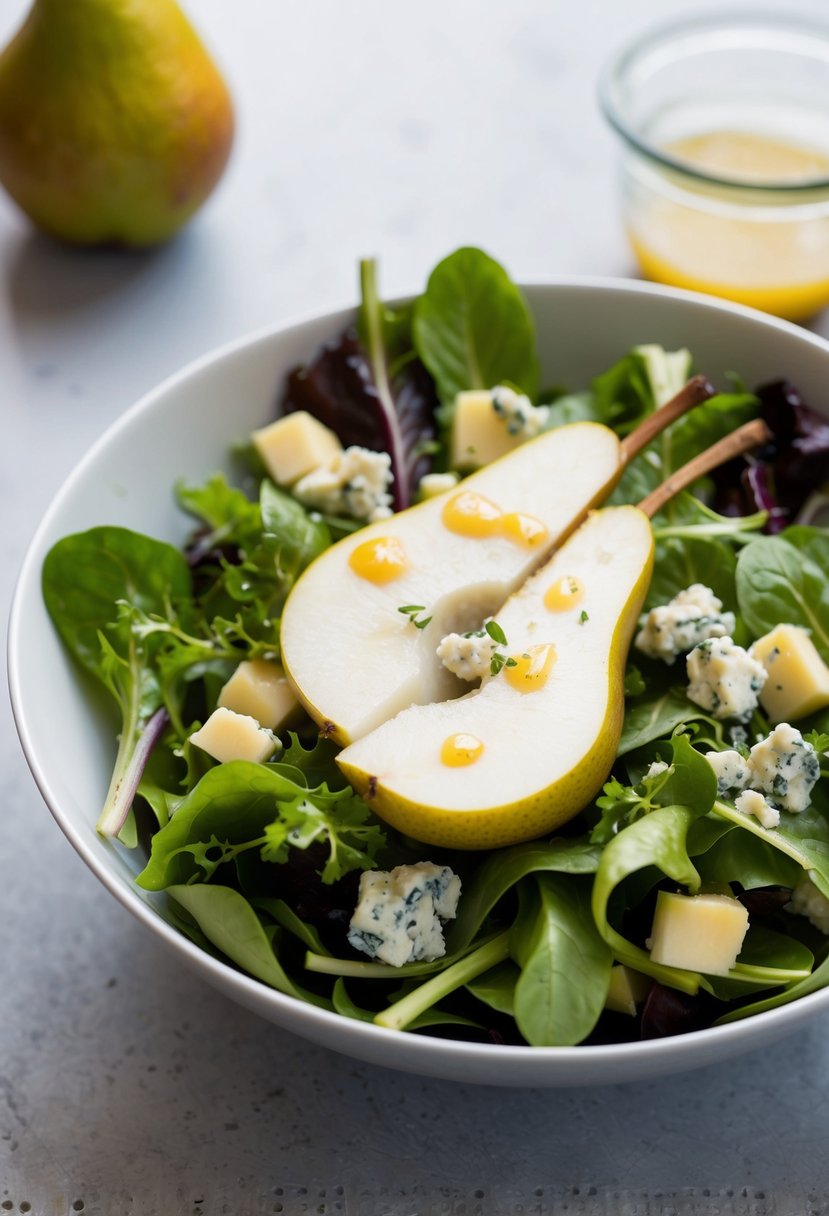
[544,575,585,612]
[442,491,502,538]
[348,536,409,584]
[440,733,485,767]
[500,511,549,549]
[503,643,557,693]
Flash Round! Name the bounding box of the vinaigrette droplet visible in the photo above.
[442,492,502,538]
[441,733,485,767]
[503,643,557,693]
[348,536,409,584]
[544,575,585,612]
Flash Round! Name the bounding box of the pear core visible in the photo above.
[280,422,623,746]
[337,507,655,850]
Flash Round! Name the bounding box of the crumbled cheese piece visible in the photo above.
[686,636,768,720]
[292,446,393,522]
[646,761,670,779]
[418,471,460,500]
[735,788,780,830]
[635,584,736,665]
[188,707,277,764]
[490,386,550,438]
[747,722,820,813]
[705,749,751,797]
[437,631,498,681]
[789,878,829,934]
[347,863,461,967]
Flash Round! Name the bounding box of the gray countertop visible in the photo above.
[4,1,829,1211]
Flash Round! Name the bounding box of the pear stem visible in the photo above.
[620,375,716,464]
[637,418,773,520]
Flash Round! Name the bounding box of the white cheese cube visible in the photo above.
[217,660,299,732]
[418,471,460,500]
[252,411,342,486]
[648,890,749,976]
[605,965,651,1017]
[450,387,548,470]
[635,584,736,665]
[747,722,820,813]
[705,749,750,797]
[735,788,780,830]
[686,636,767,719]
[750,624,829,723]
[347,862,461,967]
[188,707,277,764]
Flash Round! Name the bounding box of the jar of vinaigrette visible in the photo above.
[600,12,829,321]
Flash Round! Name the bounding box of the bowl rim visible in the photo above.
[11,272,829,1078]
[598,6,829,195]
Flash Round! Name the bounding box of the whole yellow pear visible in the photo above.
[0,0,234,246]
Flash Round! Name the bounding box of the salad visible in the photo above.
[41,247,829,1047]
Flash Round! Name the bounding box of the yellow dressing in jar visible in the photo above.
[503,643,557,693]
[544,575,585,612]
[348,536,409,584]
[441,733,485,767]
[628,130,829,321]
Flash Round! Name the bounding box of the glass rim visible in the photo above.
[598,7,829,194]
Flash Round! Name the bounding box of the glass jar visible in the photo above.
[600,11,829,321]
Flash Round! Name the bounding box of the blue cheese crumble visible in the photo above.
[292,445,393,522]
[437,630,499,681]
[735,788,780,830]
[789,878,829,934]
[348,862,461,967]
[635,584,736,665]
[490,385,550,438]
[686,636,768,720]
[747,722,820,813]
[705,749,751,797]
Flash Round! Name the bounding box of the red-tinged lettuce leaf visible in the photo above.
[279,264,439,510]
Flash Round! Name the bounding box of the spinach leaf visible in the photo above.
[137,760,385,890]
[619,687,720,755]
[712,797,829,899]
[445,835,602,954]
[466,960,519,1016]
[736,534,829,658]
[695,825,802,891]
[647,535,738,613]
[42,526,193,837]
[591,804,705,994]
[412,247,539,406]
[167,884,328,1006]
[511,874,613,1047]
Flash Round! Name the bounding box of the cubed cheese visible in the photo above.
[705,749,750,797]
[605,965,651,1017]
[750,624,829,723]
[686,636,767,719]
[188,707,277,764]
[347,863,462,967]
[418,471,460,500]
[436,630,499,681]
[450,387,549,470]
[735,788,780,830]
[217,659,299,732]
[648,890,749,975]
[252,411,342,486]
[747,722,820,813]
[292,445,392,522]
[635,584,736,665]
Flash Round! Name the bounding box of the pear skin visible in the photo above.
[337,506,655,850]
[0,0,234,246]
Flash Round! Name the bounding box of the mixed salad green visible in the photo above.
[42,248,829,1046]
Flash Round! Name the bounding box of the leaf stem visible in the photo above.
[373,932,511,1031]
[359,258,409,511]
[96,705,170,838]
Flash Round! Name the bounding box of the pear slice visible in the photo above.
[337,506,654,849]
[280,378,712,745]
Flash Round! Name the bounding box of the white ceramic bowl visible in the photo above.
[10,278,829,1087]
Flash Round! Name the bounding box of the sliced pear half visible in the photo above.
[337,506,654,850]
[280,421,623,745]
